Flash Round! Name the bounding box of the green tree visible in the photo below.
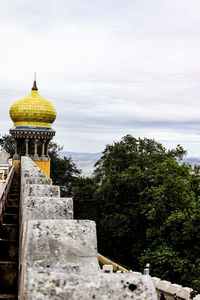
[0,134,15,157]
[138,158,200,288]
[93,135,200,289]
[73,177,98,220]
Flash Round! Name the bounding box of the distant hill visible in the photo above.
[58,152,200,177]
[58,151,102,177]
[181,157,200,166]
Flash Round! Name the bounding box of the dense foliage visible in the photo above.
[0,134,15,157]
[101,136,200,288]
[76,135,200,290]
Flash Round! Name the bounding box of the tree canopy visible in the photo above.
[0,134,15,157]
[89,135,200,289]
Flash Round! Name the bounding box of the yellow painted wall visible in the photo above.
[34,160,50,178]
[12,160,21,173]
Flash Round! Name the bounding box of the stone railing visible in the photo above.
[18,156,158,300]
[152,277,200,300]
[0,165,14,224]
[0,163,10,189]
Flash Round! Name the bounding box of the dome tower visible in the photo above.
[9,79,56,178]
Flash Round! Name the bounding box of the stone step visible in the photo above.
[8,196,18,200]
[9,191,19,194]
[0,240,18,261]
[6,203,19,209]
[7,200,19,205]
[0,224,18,240]
[5,206,18,214]
[7,195,19,200]
[7,197,19,202]
[3,214,18,225]
[0,261,17,294]
[0,294,17,300]
[8,191,19,194]
[8,190,19,194]
[0,173,19,298]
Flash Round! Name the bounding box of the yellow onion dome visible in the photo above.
[9,80,56,129]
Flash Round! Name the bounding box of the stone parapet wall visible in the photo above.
[0,148,11,190]
[152,277,200,300]
[18,156,157,299]
[153,278,188,299]
[19,157,74,298]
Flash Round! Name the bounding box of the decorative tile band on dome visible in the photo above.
[15,126,53,130]
[10,128,56,140]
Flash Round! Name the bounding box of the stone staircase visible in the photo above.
[0,173,20,300]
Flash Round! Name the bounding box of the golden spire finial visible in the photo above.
[32,72,38,91]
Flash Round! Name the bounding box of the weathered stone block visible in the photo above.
[169,283,182,295]
[21,157,48,179]
[27,271,157,300]
[22,197,73,220]
[25,220,98,272]
[23,177,52,185]
[102,265,113,273]
[22,169,47,178]
[157,280,171,293]
[178,287,190,299]
[152,277,161,286]
[24,184,60,198]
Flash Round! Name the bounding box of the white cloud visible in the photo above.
[0,0,200,156]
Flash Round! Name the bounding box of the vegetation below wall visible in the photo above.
[1,134,200,290]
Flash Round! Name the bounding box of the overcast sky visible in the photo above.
[1,0,200,156]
